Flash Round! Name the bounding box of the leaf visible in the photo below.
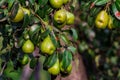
[50,32,59,48]
[22,14,30,28]
[38,0,49,7]
[40,29,50,40]
[79,41,88,52]
[95,0,110,6]
[62,50,72,70]
[0,35,3,50]
[71,28,78,41]
[5,71,20,80]
[30,58,38,69]
[7,0,15,11]
[29,0,35,5]
[0,58,2,71]
[43,53,57,69]
[60,34,70,45]
[68,46,76,54]
[4,60,14,74]
[112,3,120,20]
[115,0,120,11]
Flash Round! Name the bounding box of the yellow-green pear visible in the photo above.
[60,62,72,74]
[108,15,114,29]
[48,59,60,75]
[40,36,56,55]
[95,10,109,29]
[66,11,75,25]
[22,39,34,54]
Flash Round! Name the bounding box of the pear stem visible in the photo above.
[104,1,112,11]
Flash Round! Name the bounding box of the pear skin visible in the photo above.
[48,59,60,75]
[40,36,56,55]
[95,10,109,29]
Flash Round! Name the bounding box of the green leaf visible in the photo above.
[29,0,35,5]
[112,3,118,13]
[22,14,30,28]
[30,58,38,69]
[0,58,2,71]
[68,46,76,54]
[115,0,120,11]
[0,35,3,50]
[62,50,72,70]
[79,41,88,52]
[4,61,14,74]
[43,53,57,69]
[60,34,70,45]
[40,29,50,40]
[95,0,110,6]
[50,32,59,48]
[7,0,15,11]
[5,71,20,80]
[71,28,78,41]
[112,3,120,20]
[38,0,49,7]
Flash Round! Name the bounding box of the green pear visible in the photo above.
[22,39,34,54]
[54,9,67,24]
[95,10,109,29]
[40,36,56,55]
[66,11,75,25]
[48,59,60,75]
[49,0,63,8]
[108,15,114,29]
[60,62,72,74]
[63,0,69,4]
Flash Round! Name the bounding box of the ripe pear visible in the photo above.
[60,62,72,74]
[22,40,34,53]
[66,11,75,25]
[40,36,56,55]
[12,7,24,22]
[49,0,63,8]
[54,9,67,24]
[63,0,69,4]
[95,10,109,29]
[48,59,60,75]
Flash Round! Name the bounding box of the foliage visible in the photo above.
[0,0,120,80]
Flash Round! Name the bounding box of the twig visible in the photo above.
[0,62,7,76]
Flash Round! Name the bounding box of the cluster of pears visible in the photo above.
[43,50,72,76]
[95,10,114,29]
[15,0,73,76]
[49,0,75,28]
[53,9,75,28]
[47,57,72,75]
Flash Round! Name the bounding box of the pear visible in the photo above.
[12,6,24,22]
[95,10,109,29]
[48,59,60,75]
[40,36,56,55]
[60,62,72,74]
[49,0,63,8]
[54,9,67,24]
[108,15,114,29]
[66,11,75,25]
[63,0,69,4]
[22,40,34,54]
